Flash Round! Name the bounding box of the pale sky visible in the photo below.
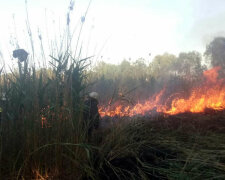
[0,0,225,67]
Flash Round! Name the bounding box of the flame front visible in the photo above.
[99,67,225,117]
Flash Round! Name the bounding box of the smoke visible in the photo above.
[188,0,225,51]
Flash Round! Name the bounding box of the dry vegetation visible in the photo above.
[0,1,225,179]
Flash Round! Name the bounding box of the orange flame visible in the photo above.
[99,66,225,117]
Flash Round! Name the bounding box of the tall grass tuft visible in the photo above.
[0,1,95,179]
[0,48,95,179]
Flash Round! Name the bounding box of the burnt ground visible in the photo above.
[92,110,225,180]
[100,109,225,133]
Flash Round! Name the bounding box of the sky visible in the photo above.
[0,0,225,67]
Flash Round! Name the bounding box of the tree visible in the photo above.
[174,51,204,80]
[149,53,177,80]
[133,58,148,80]
[93,61,118,79]
[205,37,225,68]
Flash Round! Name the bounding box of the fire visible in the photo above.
[99,66,225,117]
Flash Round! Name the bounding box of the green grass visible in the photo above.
[0,50,92,179]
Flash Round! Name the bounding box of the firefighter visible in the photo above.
[0,93,6,123]
[83,92,100,139]
[0,107,2,123]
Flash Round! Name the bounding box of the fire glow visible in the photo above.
[99,66,225,117]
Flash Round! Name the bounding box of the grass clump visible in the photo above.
[0,51,93,179]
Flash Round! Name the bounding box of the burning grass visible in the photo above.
[99,66,225,117]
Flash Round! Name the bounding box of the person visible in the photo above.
[0,93,6,123]
[83,92,100,139]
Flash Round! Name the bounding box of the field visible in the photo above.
[1,100,225,179]
[1,2,225,179]
[0,57,225,179]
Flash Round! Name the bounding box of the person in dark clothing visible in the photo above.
[83,92,100,139]
[0,93,6,123]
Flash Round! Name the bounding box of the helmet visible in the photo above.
[89,92,99,100]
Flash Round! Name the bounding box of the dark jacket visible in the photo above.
[83,97,100,135]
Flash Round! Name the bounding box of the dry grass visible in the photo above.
[0,1,224,179]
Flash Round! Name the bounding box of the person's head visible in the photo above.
[89,92,99,100]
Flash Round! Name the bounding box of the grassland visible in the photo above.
[0,2,225,179]
[1,67,225,180]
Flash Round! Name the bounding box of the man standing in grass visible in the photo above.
[83,92,100,140]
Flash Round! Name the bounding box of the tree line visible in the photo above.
[87,37,225,104]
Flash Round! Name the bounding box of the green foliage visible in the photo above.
[174,51,205,80]
[0,53,91,179]
[88,51,207,104]
[149,53,177,79]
